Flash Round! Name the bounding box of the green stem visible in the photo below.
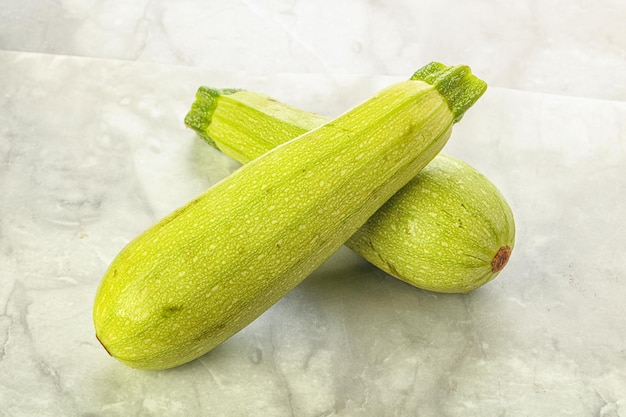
[411,62,487,123]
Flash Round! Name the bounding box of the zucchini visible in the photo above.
[185,87,515,294]
[93,62,487,370]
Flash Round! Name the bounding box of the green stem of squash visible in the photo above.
[411,62,488,123]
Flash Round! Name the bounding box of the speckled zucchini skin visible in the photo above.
[348,154,515,293]
[94,63,486,370]
[186,87,514,294]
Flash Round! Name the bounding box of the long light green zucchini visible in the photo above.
[185,84,515,294]
[94,62,486,370]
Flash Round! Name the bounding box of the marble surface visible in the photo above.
[3,0,626,101]
[1,1,626,416]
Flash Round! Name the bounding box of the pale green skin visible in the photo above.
[187,90,516,294]
[350,154,515,292]
[95,78,459,370]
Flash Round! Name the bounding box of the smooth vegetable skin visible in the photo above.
[185,82,515,294]
[94,63,486,370]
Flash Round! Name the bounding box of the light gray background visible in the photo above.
[1,1,625,416]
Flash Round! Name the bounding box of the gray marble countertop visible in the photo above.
[1,1,625,416]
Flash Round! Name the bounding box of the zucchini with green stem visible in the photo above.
[94,62,486,370]
[185,72,515,294]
